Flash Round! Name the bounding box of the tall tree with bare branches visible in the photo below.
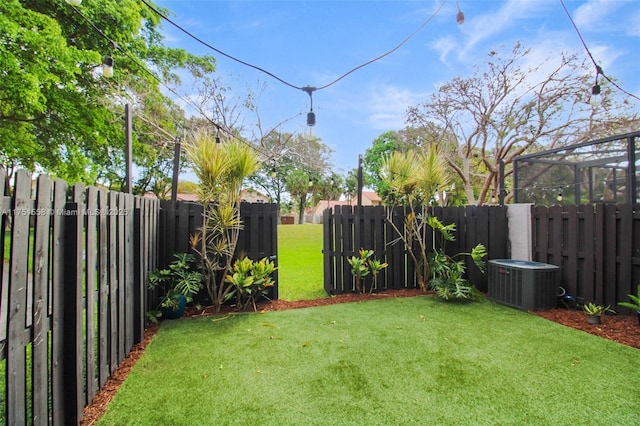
[407,42,639,205]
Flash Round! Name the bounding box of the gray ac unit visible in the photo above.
[487,259,560,310]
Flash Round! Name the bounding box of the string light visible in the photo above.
[560,0,640,103]
[589,66,602,107]
[302,86,316,139]
[138,0,450,132]
[455,1,465,25]
[65,0,82,5]
[102,56,114,78]
[556,191,563,202]
[62,0,281,161]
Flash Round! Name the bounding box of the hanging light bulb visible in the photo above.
[589,83,601,107]
[557,191,563,202]
[65,0,82,6]
[102,56,114,78]
[589,66,602,107]
[456,0,465,25]
[302,86,316,140]
[270,160,277,178]
[215,126,221,144]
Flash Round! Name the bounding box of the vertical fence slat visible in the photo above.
[617,204,633,307]
[603,204,618,306]
[32,174,53,424]
[85,187,98,403]
[63,184,85,425]
[579,205,595,302]
[565,205,578,298]
[98,190,110,387]
[51,178,68,425]
[7,169,31,425]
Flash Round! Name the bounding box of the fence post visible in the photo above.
[62,185,85,425]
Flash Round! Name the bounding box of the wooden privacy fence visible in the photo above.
[157,200,280,300]
[323,205,508,294]
[0,169,159,425]
[533,204,640,310]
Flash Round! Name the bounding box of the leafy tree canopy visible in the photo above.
[1,0,215,189]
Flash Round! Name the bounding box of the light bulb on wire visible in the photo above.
[589,65,602,107]
[455,0,465,25]
[589,83,601,107]
[302,86,316,140]
[102,56,114,78]
[65,0,82,6]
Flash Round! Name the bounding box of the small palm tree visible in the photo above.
[184,130,260,313]
[380,145,450,291]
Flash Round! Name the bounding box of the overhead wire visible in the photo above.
[67,2,275,159]
[139,0,447,93]
[559,0,640,103]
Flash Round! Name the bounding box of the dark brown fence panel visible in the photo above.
[532,204,638,310]
[323,205,507,294]
[236,202,279,299]
[0,168,160,425]
[157,201,279,299]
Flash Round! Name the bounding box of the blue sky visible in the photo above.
[153,0,640,175]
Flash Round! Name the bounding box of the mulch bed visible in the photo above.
[80,289,639,425]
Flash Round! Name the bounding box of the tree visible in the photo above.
[285,169,314,224]
[380,146,450,290]
[184,131,260,313]
[248,132,333,220]
[363,126,446,198]
[1,0,215,187]
[406,42,639,205]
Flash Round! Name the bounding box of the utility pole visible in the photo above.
[124,103,133,194]
[171,136,181,202]
[357,154,363,207]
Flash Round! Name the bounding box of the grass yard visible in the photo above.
[276,224,327,301]
[96,296,639,425]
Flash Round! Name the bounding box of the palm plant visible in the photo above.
[184,130,260,313]
[380,145,450,291]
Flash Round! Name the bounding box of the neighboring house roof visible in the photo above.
[240,188,269,203]
[362,191,382,203]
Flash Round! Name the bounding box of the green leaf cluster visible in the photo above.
[225,256,277,311]
[2,0,215,188]
[617,285,640,312]
[347,249,388,294]
[147,253,203,320]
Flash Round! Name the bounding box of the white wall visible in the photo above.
[506,204,534,261]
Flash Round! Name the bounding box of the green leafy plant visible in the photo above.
[617,285,640,312]
[184,133,260,313]
[147,253,203,321]
[582,302,615,316]
[347,249,388,294]
[225,256,277,311]
[427,216,487,301]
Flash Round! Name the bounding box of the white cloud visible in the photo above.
[365,85,428,130]
[458,0,551,59]
[429,35,457,65]
[573,0,627,27]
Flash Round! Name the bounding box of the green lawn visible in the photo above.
[277,224,327,301]
[96,296,639,425]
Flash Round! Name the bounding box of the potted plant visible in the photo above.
[617,285,640,325]
[148,253,203,321]
[582,302,615,325]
